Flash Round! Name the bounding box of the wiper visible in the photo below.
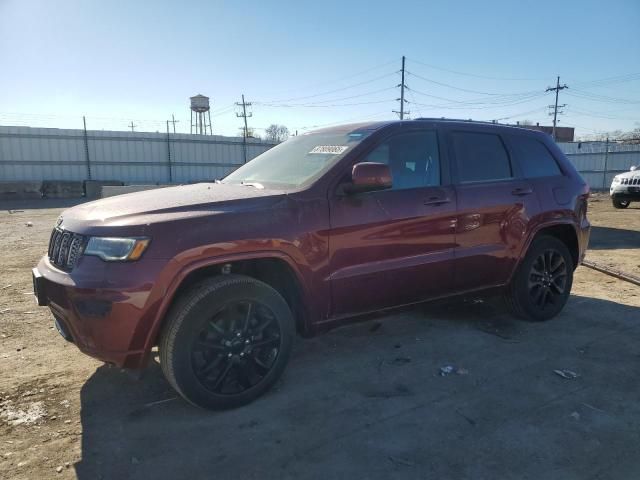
[241,181,265,189]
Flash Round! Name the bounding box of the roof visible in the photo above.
[311,118,548,136]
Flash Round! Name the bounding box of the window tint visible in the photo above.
[452,132,512,183]
[364,131,440,190]
[510,135,562,178]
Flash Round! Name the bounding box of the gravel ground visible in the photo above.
[0,193,639,480]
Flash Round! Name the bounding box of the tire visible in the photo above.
[505,235,574,322]
[612,198,630,209]
[159,274,294,410]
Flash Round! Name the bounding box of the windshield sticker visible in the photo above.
[309,145,349,155]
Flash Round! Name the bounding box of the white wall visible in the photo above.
[0,126,276,183]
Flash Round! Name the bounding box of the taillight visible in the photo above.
[578,194,588,220]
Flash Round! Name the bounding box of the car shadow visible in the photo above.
[588,225,640,250]
[74,294,640,480]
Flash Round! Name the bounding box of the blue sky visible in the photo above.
[0,0,638,139]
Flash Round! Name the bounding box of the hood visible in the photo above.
[615,169,640,179]
[61,182,286,233]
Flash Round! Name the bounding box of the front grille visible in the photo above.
[48,228,86,271]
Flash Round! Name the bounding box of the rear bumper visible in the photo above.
[34,255,169,369]
[578,219,591,264]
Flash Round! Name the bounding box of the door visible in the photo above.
[328,129,457,317]
[449,129,540,291]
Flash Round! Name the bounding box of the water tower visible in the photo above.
[190,94,212,135]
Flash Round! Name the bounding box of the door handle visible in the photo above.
[511,187,533,196]
[423,196,450,206]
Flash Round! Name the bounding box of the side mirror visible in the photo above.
[346,162,392,194]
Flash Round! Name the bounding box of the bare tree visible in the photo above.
[238,127,260,139]
[265,124,290,143]
[576,127,640,144]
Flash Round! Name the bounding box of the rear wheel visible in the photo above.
[159,274,294,410]
[612,198,630,209]
[505,235,574,321]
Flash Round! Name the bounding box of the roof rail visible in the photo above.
[414,117,471,122]
[414,117,500,124]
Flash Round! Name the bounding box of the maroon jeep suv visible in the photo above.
[33,119,590,409]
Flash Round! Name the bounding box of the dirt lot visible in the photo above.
[1,193,639,480]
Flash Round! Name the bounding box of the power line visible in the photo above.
[546,76,568,140]
[261,71,397,104]
[571,73,640,89]
[548,103,566,119]
[566,106,640,121]
[407,57,546,81]
[255,86,396,107]
[407,70,523,96]
[295,111,391,131]
[260,59,398,98]
[255,99,395,108]
[407,86,548,108]
[566,90,640,105]
[487,106,550,122]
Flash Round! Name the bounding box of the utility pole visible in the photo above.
[393,56,409,120]
[82,116,91,180]
[546,76,568,141]
[166,120,172,183]
[169,114,179,134]
[128,121,136,132]
[235,94,252,164]
[602,136,610,190]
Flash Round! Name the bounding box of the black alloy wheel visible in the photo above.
[527,250,568,311]
[191,300,281,395]
[160,275,294,410]
[505,235,574,322]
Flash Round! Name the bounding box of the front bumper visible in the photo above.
[610,186,640,201]
[34,255,170,369]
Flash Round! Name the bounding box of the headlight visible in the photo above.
[612,177,621,184]
[84,237,150,261]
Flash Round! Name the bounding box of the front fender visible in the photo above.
[130,249,311,368]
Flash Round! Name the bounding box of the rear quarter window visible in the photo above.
[451,131,512,183]
[510,135,562,178]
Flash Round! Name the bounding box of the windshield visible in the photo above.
[222,130,370,189]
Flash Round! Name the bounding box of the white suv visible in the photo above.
[610,166,639,209]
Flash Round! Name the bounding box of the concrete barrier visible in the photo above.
[40,181,85,199]
[84,180,124,199]
[0,181,43,200]
[100,185,170,198]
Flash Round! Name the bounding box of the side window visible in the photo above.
[510,135,562,178]
[452,131,512,183]
[364,131,440,190]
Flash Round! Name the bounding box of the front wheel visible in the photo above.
[612,198,630,209]
[505,235,574,321]
[159,275,294,410]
